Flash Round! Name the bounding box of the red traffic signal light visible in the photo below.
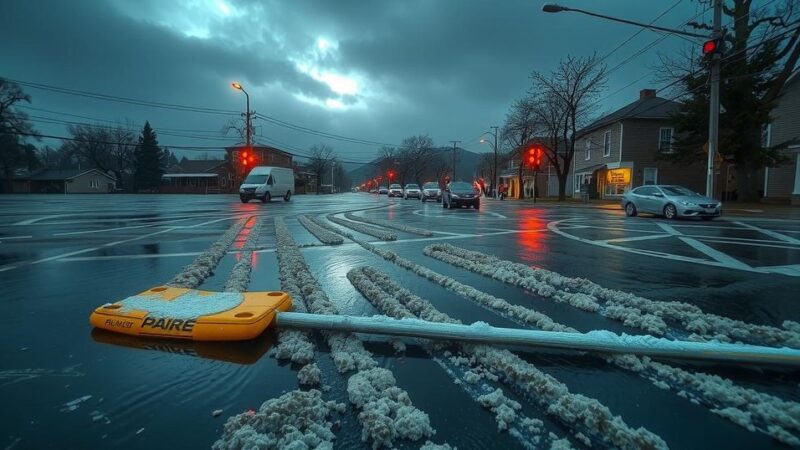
[527,146,543,170]
[702,39,721,55]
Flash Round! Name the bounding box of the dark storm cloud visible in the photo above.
[0,0,699,161]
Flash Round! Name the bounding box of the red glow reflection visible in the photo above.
[516,208,547,254]
[251,251,258,268]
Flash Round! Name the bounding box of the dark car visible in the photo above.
[443,181,480,209]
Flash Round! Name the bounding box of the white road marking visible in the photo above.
[14,214,74,225]
[548,219,794,276]
[30,247,101,265]
[758,265,800,277]
[656,222,752,270]
[601,234,671,244]
[731,220,800,245]
[694,237,800,251]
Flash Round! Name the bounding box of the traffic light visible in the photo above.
[387,170,395,181]
[527,146,543,171]
[702,38,722,56]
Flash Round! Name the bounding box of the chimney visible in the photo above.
[640,89,656,100]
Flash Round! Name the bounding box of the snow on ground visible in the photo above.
[348,264,667,450]
[213,389,345,449]
[421,243,800,445]
[344,211,433,236]
[297,215,344,245]
[324,212,800,445]
[273,217,437,448]
[326,214,397,241]
[424,243,800,348]
[167,216,251,288]
[347,266,557,448]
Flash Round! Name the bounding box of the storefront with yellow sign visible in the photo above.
[603,167,632,197]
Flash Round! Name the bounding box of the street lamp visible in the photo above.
[231,82,251,148]
[542,2,721,199]
[479,126,499,197]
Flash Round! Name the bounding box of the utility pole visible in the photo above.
[450,140,460,181]
[706,0,722,199]
[490,126,499,197]
[331,161,335,194]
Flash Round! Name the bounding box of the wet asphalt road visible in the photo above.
[1,193,799,449]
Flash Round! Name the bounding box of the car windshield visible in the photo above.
[390,184,401,188]
[423,183,439,189]
[243,174,268,184]
[661,185,698,196]
[405,184,419,189]
[449,182,473,190]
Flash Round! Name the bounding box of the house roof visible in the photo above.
[171,159,227,173]
[579,96,681,136]
[24,169,116,181]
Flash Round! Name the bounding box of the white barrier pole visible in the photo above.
[275,312,800,367]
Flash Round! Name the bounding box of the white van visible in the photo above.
[238,166,294,203]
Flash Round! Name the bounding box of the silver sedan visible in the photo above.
[621,185,721,220]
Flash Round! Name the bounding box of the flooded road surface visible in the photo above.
[1,193,799,449]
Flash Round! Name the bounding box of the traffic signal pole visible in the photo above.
[706,0,722,199]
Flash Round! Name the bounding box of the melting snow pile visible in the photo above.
[298,215,344,245]
[119,291,243,320]
[348,265,668,450]
[424,243,800,347]
[344,212,433,236]
[274,217,436,448]
[168,217,250,288]
[213,389,345,449]
[320,210,800,445]
[326,214,397,241]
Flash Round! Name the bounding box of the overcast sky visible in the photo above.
[1,0,711,164]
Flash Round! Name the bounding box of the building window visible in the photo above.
[643,168,658,185]
[603,131,611,157]
[89,179,99,188]
[584,140,591,160]
[574,174,583,192]
[659,127,674,153]
[761,123,771,148]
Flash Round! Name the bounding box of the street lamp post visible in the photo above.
[543,2,721,199]
[231,82,252,148]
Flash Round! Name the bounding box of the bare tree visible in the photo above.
[63,122,136,189]
[399,134,435,185]
[530,54,607,200]
[500,97,538,198]
[306,143,335,194]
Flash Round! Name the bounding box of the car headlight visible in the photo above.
[451,194,460,199]
[679,201,697,206]
[239,188,245,193]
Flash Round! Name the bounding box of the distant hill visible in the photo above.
[346,147,485,185]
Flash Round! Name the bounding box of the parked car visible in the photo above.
[388,183,403,197]
[403,183,421,199]
[378,186,388,195]
[443,181,480,209]
[421,182,441,202]
[621,185,721,220]
[238,166,293,203]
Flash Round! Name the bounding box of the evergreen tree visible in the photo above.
[133,121,164,191]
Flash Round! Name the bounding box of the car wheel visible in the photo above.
[284,191,291,202]
[663,204,677,219]
[625,202,637,217]
[240,196,248,203]
[474,201,480,210]
[262,192,271,203]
